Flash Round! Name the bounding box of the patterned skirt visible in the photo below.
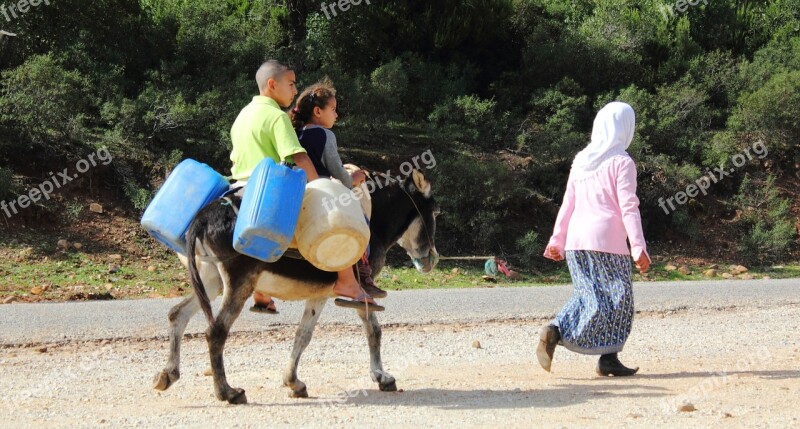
[553,250,634,355]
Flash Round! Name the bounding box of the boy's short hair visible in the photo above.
[256,60,291,92]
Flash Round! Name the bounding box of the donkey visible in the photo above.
[153,169,439,404]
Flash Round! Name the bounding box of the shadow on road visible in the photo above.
[173,370,800,410]
[177,383,671,410]
[629,369,800,381]
[346,384,669,409]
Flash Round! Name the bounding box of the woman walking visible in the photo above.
[538,101,650,377]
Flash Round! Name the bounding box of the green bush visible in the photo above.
[728,70,800,169]
[433,154,531,255]
[400,54,479,120]
[681,50,742,115]
[650,82,712,162]
[516,230,542,262]
[429,95,507,147]
[518,79,589,159]
[0,54,95,146]
[734,175,797,262]
[370,58,409,112]
[514,79,590,197]
[703,131,741,167]
[124,183,154,213]
[671,210,701,244]
[635,153,706,233]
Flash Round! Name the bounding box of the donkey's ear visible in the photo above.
[411,169,431,198]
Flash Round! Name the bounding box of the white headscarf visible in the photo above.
[571,102,636,173]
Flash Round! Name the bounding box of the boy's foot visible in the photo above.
[249,298,278,314]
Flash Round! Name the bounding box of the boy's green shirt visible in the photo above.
[230,96,306,181]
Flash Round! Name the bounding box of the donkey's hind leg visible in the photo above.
[283,298,326,398]
[153,260,222,391]
[206,273,253,404]
[358,310,397,392]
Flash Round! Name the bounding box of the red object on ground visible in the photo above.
[496,259,512,277]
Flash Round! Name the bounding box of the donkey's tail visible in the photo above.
[186,218,215,326]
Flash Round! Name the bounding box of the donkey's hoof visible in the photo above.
[379,380,397,392]
[227,388,248,405]
[153,369,179,391]
[289,387,309,398]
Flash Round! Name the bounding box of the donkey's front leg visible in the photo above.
[358,309,397,392]
[207,279,252,404]
[283,298,326,398]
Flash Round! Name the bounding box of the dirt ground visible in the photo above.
[1,305,798,429]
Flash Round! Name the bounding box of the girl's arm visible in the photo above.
[616,158,650,263]
[544,174,576,260]
[320,129,353,188]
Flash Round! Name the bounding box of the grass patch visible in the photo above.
[0,240,188,302]
[377,260,571,291]
[377,260,800,291]
[0,235,797,302]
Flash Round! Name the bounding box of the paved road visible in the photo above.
[0,279,797,345]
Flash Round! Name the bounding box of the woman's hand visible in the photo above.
[635,253,650,274]
[545,246,564,261]
[351,170,367,186]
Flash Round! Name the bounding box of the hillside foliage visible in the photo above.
[0,0,797,263]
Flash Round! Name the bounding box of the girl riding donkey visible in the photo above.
[289,78,389,310]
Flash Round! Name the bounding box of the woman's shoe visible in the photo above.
[536,325,560,372]
[596,353,639,376]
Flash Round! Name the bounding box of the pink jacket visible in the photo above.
[545,155,649,261]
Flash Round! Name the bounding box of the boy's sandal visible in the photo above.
[334,293,385,312]
[249,299,279,314]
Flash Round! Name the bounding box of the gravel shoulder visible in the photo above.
[0,300,799,426]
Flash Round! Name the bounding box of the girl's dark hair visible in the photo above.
[289,78,336,132]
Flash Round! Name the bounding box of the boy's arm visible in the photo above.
[271,115,319,182]
[293,153,319,182]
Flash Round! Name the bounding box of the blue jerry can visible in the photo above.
[141,159,230,255]
[233,158,306,262]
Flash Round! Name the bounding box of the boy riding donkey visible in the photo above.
[229,60,384,313]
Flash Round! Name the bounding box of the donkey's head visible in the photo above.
[393,170,440,273]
